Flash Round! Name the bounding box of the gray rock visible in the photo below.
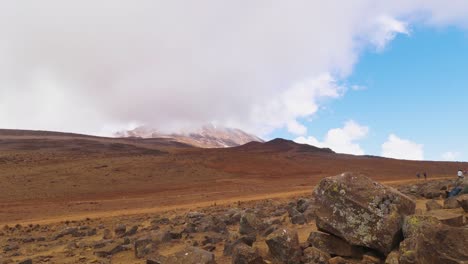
[232,243,266,264]
[307,231,363,258]
[302,247,331,264]
[239,213,263,235]
[163,246,215,264]
[94,242,132,257]
[265,227,302,264]
[135,237,154,258]
[114,224,126,237]
[53,227,79,240]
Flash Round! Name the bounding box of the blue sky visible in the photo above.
[283,26,468,161]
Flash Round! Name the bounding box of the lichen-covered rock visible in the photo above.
[384,251,400,264]
[307,231,363,258]
[265,227,301,264]
[302,246,331,264]
[163,246,215,264]
[400,215,468,264]
[313,173,416,255]
[232,243,266,264]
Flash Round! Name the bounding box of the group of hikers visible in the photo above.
[416,171,428,180]
[416,169,467,198]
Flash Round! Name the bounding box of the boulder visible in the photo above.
[361,253,382,264]
[53,227,79,240]
[301,247,331,264]
[125,225,138,236]
[444,197,461,209]
[425,209,465,227]
[103,229,112,239]
[458,194,468,212]
[163,246,215,264]
[328,257,360,264]
[94,242,132,257]
[313,173,416,255]
[185,214,227,234]
[224,235,256,256]
[232,243,266,264]
[307,231,363,258]
[384,251,400,264]
[425,200,442,211]
[135,237,154,258]
[400,215,468,264]
[239,213,263,235]
[265,227,302,264]
[114,224,126,237]
[297,198,311,213]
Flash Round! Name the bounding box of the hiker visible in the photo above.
[416,172,420,180]
[448,169,467,197]
[423,172,427,180]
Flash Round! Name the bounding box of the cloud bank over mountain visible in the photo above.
[1,1,468,139]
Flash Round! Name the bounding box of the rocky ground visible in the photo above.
[1,174,467,264]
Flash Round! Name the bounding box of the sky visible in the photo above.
[1,1,468,161]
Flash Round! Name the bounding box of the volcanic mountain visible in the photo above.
[114,124,263,148]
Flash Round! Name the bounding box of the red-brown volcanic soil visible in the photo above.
[0,129,466,225]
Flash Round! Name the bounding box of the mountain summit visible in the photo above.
[115,124,263,148]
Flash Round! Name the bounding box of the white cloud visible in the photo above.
[381,134,424,160]
[1,2,468,136]
[248,73,344,136]
[369,15,410,50]
[295,120,369,155]
[441,151,461,161]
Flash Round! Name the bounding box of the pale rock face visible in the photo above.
[115,124,263,148]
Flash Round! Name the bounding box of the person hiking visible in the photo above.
[448,169,466,197]
[416,172,420,180]
[423,172,427,180]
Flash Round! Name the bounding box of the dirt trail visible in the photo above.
[1,177,451,226]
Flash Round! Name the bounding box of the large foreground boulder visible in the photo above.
[313,173,416,255]
[400,215,468,264]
